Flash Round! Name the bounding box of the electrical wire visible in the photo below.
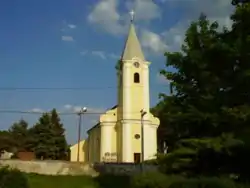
[0,83,166,91]
[0,86,116,91]
[0,110,102,115]
[0,110,146,116]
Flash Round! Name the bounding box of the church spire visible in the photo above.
[121,10,145,61]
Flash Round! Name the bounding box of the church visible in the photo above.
[70,13,160,163]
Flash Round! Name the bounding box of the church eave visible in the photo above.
[87,104,118,134]
[87,122,100,134]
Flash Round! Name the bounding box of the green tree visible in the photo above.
[50,108,68,160]
[155,13,248,177]
[31,109,67,160]
[223,3,250,180]
[0,130,12,152]
[31,113,56,159]
[8,119,32,152]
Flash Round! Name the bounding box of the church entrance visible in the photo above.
[134,153,141,163]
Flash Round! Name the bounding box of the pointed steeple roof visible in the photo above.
[121,12,145,61]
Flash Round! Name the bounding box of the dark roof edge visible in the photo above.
[86,104,118,134]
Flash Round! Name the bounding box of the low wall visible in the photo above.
[93,163,159,175]
[0,160,159,176]
[0,160,98,176]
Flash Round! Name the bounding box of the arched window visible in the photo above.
[134,73,140,83]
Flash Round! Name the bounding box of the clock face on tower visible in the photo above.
[133,62,140,68]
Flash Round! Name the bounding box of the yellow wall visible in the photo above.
[131,123,142,154]
[116,59,160,162]
[117,62,150,119]
[88,125,101,163]
[70,139,88,162]
[99,107,118,162]
[126,115,159,162]
[110,124,117,161]
[129,65,145,118]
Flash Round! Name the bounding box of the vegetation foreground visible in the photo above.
[0,167,249,188]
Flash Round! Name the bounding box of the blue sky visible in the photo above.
[0,0,233,144]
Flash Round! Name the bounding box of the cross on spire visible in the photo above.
[129,10,135,22]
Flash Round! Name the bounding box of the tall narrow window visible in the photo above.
[134,73,140,83]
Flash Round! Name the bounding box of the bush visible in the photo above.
[0,166,29,188]
[95,174,130,188]
[130,172,242,188]
[168,177,237,188]
[130,172,183,188]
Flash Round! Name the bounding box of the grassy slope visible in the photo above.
[27,174,99,188]
[27,173,250,188]
[27,174,131,188]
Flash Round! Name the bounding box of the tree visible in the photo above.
[31,113,56,159]
[155,12,250,177]
[50,108,68,160]
[0,130,12,152]
[31,109,68,160]
[8,119,32,152]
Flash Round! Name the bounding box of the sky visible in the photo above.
[0,0,234,144]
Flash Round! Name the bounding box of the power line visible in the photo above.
[0,86,116,91]
[0,110,102,115]
[0,110,149,115]
[0,84,166,91]
[0,110,150,115]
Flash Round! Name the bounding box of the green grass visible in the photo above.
[27,174,99,188]
[27,173,131,188]
[26,173,250,188]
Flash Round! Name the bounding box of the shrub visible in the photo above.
[0,167,29,188]
[168,177,237,188]
[95,174,130,188]
[130,172,184,188]
[0,166,9,180]
[130,172,241,188]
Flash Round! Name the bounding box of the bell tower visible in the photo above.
[117,10,159,163]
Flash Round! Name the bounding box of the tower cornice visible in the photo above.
[121,59,151,67]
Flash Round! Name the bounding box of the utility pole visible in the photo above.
[77,107,87,162]
[140,109,147,171]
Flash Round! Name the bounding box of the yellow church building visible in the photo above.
[70,14,160,163]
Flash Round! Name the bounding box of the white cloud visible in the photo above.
[61,22,76,33]
[126,0,161,21]
[72,106,86,113]
[64,104,72,110]
[141,29,167,54]
[161,21,188,52]
[91,51,107,59]
[87,0,234,54]
[68,24,76,29]
[87,0,161,35]
[160,0,233,51]
[109,53,120,59]
[87,0,125,35]
[156,73,170,85]
[30,108,43,113]
[61,36,74,42]
[63,105,105,114]
[80,50,119,60]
